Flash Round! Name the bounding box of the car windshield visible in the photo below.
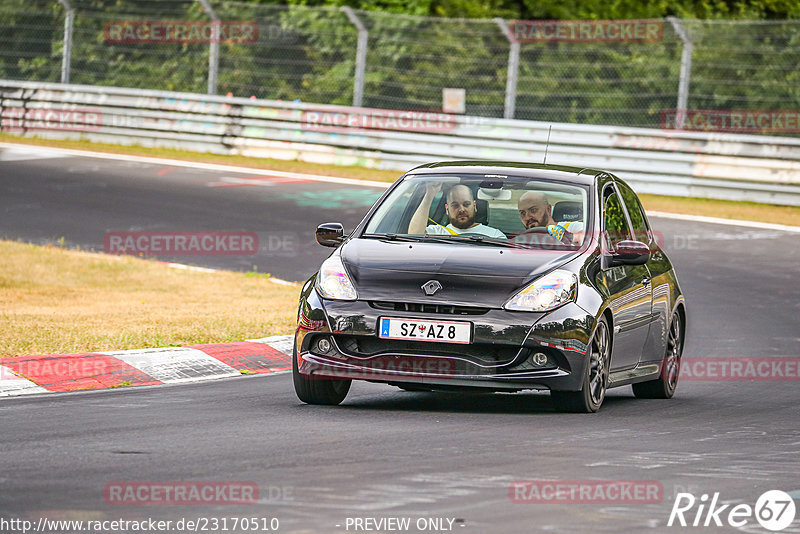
[362,174,590,249]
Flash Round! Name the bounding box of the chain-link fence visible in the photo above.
[1,0,799,131]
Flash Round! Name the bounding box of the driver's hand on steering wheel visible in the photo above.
[547,224,574,244]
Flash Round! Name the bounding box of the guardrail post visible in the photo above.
[341,7,367,108]
[57,0,74,84]
[494,18,519,120]
[198,0,219,95]
[668,17,693,130]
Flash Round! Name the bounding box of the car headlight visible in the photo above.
[315,255,357,301]
[504,269,577,312]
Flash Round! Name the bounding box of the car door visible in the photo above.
[601,184,653,370]
[616,181,669,364]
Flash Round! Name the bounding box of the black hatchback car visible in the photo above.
[293,162,686,412]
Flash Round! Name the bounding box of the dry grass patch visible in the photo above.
[0,240,300,357]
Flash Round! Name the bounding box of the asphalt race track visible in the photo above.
[1,144,799,533]
[0,145,388,280]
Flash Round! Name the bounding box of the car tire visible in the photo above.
[632,310,684,399]
[551,316,611,413]
[292,340,351,405]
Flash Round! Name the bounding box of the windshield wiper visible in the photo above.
[362,233,425,242]
[362,233,456,244]
[418,234,472,244]
[362,233,480,245]
[362,233,530,249]
[443,235,528,249]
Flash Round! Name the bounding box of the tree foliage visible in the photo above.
[1,0,797,131]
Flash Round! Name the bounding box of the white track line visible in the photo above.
[3,142,797,232]
[0,142,392,188]
[648,211,800,233]
[166,262,218,273]
[165,262,300,285]
[0,145,64,162]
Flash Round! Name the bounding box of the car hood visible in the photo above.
[340,238,577,308]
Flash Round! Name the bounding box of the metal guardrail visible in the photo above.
[2,80,800,206]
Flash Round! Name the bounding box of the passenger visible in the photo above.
[516,191,584,244]
[408,183,506,238]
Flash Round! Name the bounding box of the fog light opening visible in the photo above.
[317,337,331,353]
[532,352,548,367]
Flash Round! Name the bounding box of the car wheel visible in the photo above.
[632,310,684,399]
[551,316,610,413]
[292,340,351,405]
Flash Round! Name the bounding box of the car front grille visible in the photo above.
[331,334,525,367]
[369,301,488,315]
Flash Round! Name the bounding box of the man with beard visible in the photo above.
[516,191,584,244]
[408,183,506,238]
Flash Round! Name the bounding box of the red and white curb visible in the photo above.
[0,335,294,397]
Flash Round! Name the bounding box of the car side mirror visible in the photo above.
[606,240,650,267]
[316,222,345,247]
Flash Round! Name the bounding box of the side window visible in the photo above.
[603,188,632,250]
[617,183,650,243]
[364,182,417,234]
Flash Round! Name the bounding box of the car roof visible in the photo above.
[405,161,603,186]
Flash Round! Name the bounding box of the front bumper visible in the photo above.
[295,288,596,392]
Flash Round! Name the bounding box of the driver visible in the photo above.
[408,183,506,238]
[516,191,584,244]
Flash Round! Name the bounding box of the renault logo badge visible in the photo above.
[421,280,442,296]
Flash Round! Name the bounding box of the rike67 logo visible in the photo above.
[669,490,796,531]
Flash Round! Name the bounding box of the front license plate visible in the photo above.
[378,317,472,344]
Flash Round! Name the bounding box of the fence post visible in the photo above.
[341,6,367,108]
[57,0,74,84]
[494,18,519,120]
[197,0,219,95]
[668,17,693,130]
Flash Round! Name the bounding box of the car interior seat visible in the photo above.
[552,201,583,223]
[474,198,488,225]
